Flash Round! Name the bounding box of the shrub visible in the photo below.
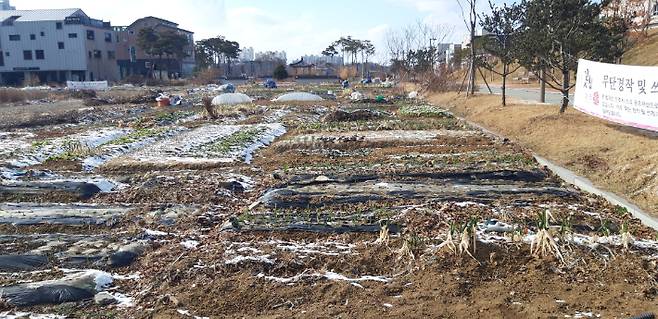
[420,70,462,93]
[193,68,223,85]
[273,65,289,80]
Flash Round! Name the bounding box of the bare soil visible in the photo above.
[0,84,656,319]
[429,92,658,216]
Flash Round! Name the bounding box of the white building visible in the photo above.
[0,9,120,85]
[239,46,254,62]
[444,44,462,65]
[301,54,343,65]
[0,0,15,11]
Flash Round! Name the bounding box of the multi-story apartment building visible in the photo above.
[0,9,119,85]
[115,16,195,79]
[0,8,119,85]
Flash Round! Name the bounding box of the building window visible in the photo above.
[30,34,36,40]
[58,42,65,49]
[87,30,95,40]
[23,50,32,60]
[93,50,102,58]
[5,52,9,57]
[56,22,63,29]
[9,34,20,41]
[104,32,112,42]
[129,46,137,62]
[35,50,44,60]
[88,51,92,59]
[653,3,658,16]
[68,33,78,38]
[0,51,4,67]
[107,51,116,59]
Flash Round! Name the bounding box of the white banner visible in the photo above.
[574,59,658,132]
[66,81,109,91]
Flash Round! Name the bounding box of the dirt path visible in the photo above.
[429,92,658,216]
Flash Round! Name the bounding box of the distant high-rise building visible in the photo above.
[0,0,15,10]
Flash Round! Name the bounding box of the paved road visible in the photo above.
[478,86,574,105]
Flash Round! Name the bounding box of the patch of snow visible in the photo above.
[144,228,170,237]
[109,292,134,308]
[177,309,209,319]
[242,123,286,164]
[383,303,393,308]
[181,240,200,249]
[257,271,391,284]
[237,247,262,254]
[225,255,274,265]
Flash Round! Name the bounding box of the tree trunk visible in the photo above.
[559,69,570,113]
[467,1,477,96]
[539,68,546,103]
[502,64,507,106]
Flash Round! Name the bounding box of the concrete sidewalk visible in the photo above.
[479,86,574,105]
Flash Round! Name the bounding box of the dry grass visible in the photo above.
[429,92,658,216]
[0,88,49,104]
[622,29,658,66]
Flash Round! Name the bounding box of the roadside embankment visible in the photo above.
[429,92,658,216]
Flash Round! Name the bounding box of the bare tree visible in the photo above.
[457,0,478,96]
[385,21,454,81]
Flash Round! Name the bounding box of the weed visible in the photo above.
[0,88,48,104]
[530,210,564,264]
[559,216,573,241]
[206,127,266,155]
[599,219,612,237]
[375,220,390,245]
[105,128,167,146]
[203,96,217,119]
[614,205,629,217]
[436,222,458,254]
[398,104,454,118]
[31,140,50,149]
[458,219,479,262]
[398,233,425,261]
[620,222,634,250]
[47,140,99,161]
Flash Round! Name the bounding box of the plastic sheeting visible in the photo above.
[216,84,236,93]
[273,92,324,102]
[0,270,113,306]
[0,255,48,272]
[211,93,253,106]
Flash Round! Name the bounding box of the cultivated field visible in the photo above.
[0,83,656,318]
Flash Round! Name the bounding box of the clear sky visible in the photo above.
[13,0,492,62]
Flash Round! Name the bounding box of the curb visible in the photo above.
[458,116,658,231]
[534,155,658,231]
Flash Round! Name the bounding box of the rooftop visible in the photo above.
[0,8,86,22]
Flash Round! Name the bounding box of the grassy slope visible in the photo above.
[622,30,658,66]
